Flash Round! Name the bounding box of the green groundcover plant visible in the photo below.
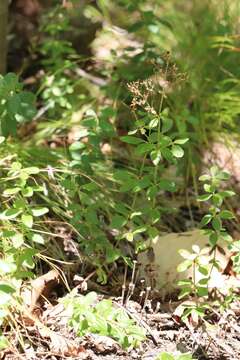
[63,291,146,349]
[156,352,195,360]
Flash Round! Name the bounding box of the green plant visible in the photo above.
[229,240,240,273]
[156,352,195,360]
[38,5,77,116]
[0,73,36,136]
[177,166,236,320]
[63,291,146,348]
[54,59,189,282]
[114,61,188,252]
[0,156,50,345]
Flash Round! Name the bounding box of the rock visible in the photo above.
[137,230,229,296]
[203,136,240,185]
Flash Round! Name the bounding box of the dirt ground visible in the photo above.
[2,292,240,360]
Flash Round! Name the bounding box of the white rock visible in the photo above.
[137,229,229,295]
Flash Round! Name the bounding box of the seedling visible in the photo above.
[63,291,146,349]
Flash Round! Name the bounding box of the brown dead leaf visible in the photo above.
[82,334,121,355]
[49,331,86,357]
[29,269,60,313]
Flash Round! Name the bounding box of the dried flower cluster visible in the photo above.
[127,57,186,114]
[127,79,157,115]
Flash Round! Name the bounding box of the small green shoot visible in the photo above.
[63,291,146,349]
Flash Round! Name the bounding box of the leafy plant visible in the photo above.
[113,61,188,253]
[0,73,36,136]
[63,291,146,348]
[38,5,77,115]
[156,352,195,360]
[0,155,49,341]
[229,240,240,273]
[177,166,236,320]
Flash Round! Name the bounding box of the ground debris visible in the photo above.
[2,291,240,360]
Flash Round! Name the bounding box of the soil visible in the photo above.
[2,289,240,360]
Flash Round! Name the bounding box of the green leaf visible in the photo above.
[177,354,195,360]
[31,207,49,217]
[198,266,209,276]
[210,166,219,177]
[11,233,24,248]
[171,145,184,158]
[177,279,192,286]
[22,214,33,228]
[157,353,175,360]
[0,208,22,220]
[120,136,144,145]
[83,291,98,306]
[198,277,209,285]
[125,232,134,242]
[150,150,161,165]
[11,162,22,171]
[128,129,137,135]
[203,184,213,193]
[220,231,233,243]
[133,226,147,234]
[82,182,99,191]
[31,234,45,244]
[17,91,36,121]
[69,141,86,152]
[212,194,223,207]
[148,209,161,223]
[161,117,173,133]
[209,232,218,246]
[178,287,192,299]
[19,248,37,269]
[148,118,159,129]
[85,209,98,224]
[199,174,211,182]
[133,175,151,192]
[177,259,192,272]
[212,217,222,231]
[219,190,235,198]
[192,244,200,254]
[161,147,174,162]
[197,194,212,202]
[110,215,127,229]
[174,138,189,145]
[135,143,154,155]
[3,187,21,196]
[3,73,20,91]
[200,214,212,227]
[7,94,21,117]
[130,211,142,219]
[22,187,34,197]
[24,167,40,175]
[0,283,15,294]
[158,179,176,192]
[216,170,230,180]
[197,286,208,297]
[106,247,121,263]
[179,249,194,260]
[219,210,235,219]
[0,335,9,350]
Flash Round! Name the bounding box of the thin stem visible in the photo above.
[153,56,170,208]
[207,246,217,294]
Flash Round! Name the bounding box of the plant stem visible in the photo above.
[153,56,170,207]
